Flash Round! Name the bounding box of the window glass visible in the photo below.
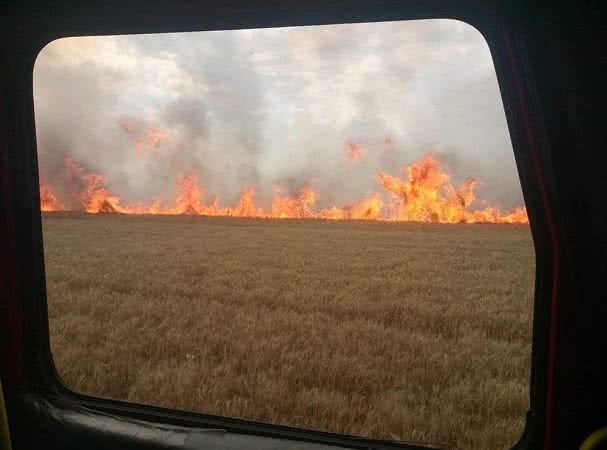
[35,19,534,450]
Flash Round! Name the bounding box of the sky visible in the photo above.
[33,19,524,211]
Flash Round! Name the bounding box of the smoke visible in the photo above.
[33,19,524,212]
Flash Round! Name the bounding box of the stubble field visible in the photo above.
[42,212,535,449]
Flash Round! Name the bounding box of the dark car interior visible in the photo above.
[1,1,605,449]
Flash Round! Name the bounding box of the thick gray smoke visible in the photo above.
[33,19,524,211]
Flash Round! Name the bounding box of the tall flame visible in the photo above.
[40,182,64,212]
[40,154,528,224]
[64,158,123,213]
[175,174,204,215]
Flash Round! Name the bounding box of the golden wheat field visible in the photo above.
[42,212,535,450]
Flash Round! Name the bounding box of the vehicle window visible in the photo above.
[35,19,534,450]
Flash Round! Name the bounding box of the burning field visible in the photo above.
[35,23,535,449]
[43,212,534,450]
[40,151,528,225]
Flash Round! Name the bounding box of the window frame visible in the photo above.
[0,1,563,449]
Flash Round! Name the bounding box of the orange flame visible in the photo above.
[378,155,526,223]
[272,187,316,219]
[349,193,384,220]
[40,182,64,212]
[174,174,205,215]
[64,158,123,213]
[41,154,528,224]
[319,194,384,220]
[233,187,262,217]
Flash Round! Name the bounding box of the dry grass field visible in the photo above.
[42,212,535,450]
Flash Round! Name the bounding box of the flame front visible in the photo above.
[272,187,316,219]
[64,158,123,213]
[40,154,528,224]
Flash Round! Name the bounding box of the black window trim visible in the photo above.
[1,1,561,449]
